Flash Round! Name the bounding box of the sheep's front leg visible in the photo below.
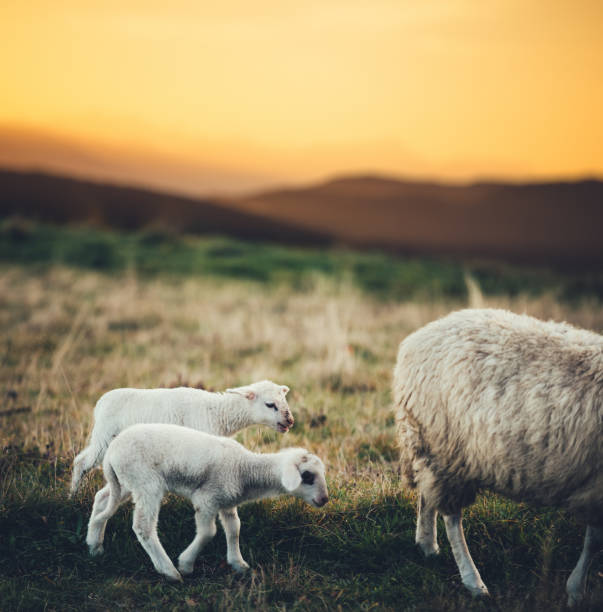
[566,525,603,607]
[132,499,182,582]
[219,507,249,572]
[443,513,489,597]
[177,505,218,576]
[416,494,439,556]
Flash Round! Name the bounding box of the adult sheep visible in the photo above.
[393,308,602,605]
[71,380,293,495]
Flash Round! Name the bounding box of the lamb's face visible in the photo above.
[227,380,294,433]
[249,381,294,433]
[281,451,329,508]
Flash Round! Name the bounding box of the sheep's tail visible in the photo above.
[395,387,423,490]
[69,428,110,496]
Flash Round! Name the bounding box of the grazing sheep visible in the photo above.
[393,308,602,605]
[86,424,328,580]
[71,380,294,495]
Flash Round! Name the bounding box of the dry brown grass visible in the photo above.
[2,263,601,478]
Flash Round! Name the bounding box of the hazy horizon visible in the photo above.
[2,123,603,200]
[2,1,603,196]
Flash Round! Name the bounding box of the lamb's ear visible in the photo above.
[281,461,302,491]
[226,386,256,401]
[281,385,290,395]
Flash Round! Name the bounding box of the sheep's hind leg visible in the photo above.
[132,497,182,582]
[178,493,218,576]
[416,494,439,556]
[443,512,489,597]
[219,507,249,572]
[566,525,603,607]
[86,486,129,556]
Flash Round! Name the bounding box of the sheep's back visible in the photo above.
[95,387,214,434]
[104,424,243,494]
[394,309,602,519]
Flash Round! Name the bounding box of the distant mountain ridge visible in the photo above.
[233,174,603,264]
[1,169,602,264]
[0,170,330,245]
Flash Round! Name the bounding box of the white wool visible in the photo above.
[85,424,328,580]
[70,380,293,495]
[394,308,602,605]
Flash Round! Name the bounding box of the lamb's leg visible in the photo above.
[71,443,102,496]
[177,503,218,576]
[218,507,249,572]
[132,497,182,582]
[566,525,603,607]
[443,512,489,597]
[89,485,110,520]
[86,485,128,555]
[416,494,439,556]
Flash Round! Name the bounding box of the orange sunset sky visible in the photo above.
[1,1,602,195]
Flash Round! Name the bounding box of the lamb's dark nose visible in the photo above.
[316,495,329,507]
[285,413,294,426]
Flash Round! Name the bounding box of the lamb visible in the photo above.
[85,423,329,580]
[71,380,294,495]
[393,308,602,605]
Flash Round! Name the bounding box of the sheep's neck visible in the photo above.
[235,455,283,504]
[210,395,254,437]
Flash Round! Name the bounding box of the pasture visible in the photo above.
[0,222,602,610]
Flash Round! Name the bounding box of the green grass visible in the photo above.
[2,217,602,302]
[2,451,600,611]
[0,224,602,610]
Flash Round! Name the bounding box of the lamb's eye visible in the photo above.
[265,402,277,411]
[301,471,315,485]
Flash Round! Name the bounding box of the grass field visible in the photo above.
[0,222,602,610]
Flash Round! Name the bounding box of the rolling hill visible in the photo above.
[1,169,602,264]
[0,170,329,245]
[232,175,603,264]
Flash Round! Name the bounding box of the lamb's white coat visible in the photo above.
[86,424,328,580]
[393,308,602,605]
[71,380,293,495]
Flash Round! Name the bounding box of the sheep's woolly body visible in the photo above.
[394,308,602,603]
[395,308,602,520]
[93,388,258,449]
[71,380,293,495]
[100,424,323,508]
[85,424,328,580]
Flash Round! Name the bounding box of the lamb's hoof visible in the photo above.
[163,569,183,583]
[229,560,250,573]
[566,592,582,608]
[465,583,490,598]
[416,541,440,557]
[178,561,194,576]
[88,544,104,556]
